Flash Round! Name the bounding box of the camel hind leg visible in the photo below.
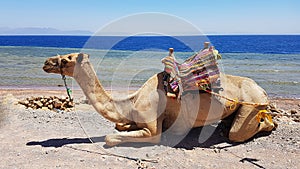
[228,105,275,142]
[228,79,275,142]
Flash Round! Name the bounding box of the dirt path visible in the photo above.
[0,91,299,169]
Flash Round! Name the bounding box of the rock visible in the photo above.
[61,102,67,108]
[34,101,43,108]
[41,107,49,111]
[293,119,300,122]
[18,96,74,112]
[54,101,62,108]
[18,100,28,105]
[48,104,53,110]
[67,101,74,107]
[290,109,298,115]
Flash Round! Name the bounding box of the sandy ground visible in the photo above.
[0,89,299,169]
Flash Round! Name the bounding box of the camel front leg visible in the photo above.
[105,121,162,146]
[228,105,275,142]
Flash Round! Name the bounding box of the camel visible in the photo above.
[43,49,275,146]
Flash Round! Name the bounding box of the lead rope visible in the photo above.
[61,74,73,101]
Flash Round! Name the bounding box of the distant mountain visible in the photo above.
[0,27,93,35]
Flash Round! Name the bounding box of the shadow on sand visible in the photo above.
[26,123,272,150]
[26,136,105,148]
[26,124,231,149]
[26,124,271,169]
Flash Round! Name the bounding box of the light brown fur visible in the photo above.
[43,53,275,146]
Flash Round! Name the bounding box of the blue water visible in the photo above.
[0,35,299,98]
[1,35,300,53]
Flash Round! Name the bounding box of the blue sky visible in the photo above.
[0,0,299,34]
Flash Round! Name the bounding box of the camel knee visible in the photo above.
[115,122,138,131]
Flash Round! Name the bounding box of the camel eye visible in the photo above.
[68,55,72,60]
[61,59,68,64]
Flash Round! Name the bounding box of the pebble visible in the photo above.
[290,109,298,115]
[117,158,123,162]
[213,149,220,153]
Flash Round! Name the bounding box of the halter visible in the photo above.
[58,55,73,101]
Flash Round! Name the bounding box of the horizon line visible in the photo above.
[0,33,300,36]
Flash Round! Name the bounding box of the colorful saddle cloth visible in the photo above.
[162,46,221,96]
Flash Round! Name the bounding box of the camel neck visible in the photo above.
[74,61,129,123]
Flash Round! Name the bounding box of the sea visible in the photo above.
[0,35,299,98]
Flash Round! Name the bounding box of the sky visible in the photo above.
[0,0,299,35]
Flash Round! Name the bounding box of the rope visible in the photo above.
[202,88,269,107]
[196,82,274,123]
[61,74,72,101]
[73,107,158,164]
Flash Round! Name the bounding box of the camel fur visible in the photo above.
[43,53,275,146]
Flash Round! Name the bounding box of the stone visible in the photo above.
[48,104,53,110]
[34,101,43,108]
[54,101,62,108]
[41,107,49,111]
[290,109,298,115]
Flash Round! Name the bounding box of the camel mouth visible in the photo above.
[42,65,54,73]
[42,65,51,72]
[43,64,60,73]
[43,59,60,73]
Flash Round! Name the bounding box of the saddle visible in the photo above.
[161,43,222,98]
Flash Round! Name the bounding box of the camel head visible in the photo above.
[43,53,89,77]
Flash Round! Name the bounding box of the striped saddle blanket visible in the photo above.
[162,46,221,94]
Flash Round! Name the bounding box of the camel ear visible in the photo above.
[77,53,89,63]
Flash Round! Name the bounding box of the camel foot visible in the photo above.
[105,135,122,147]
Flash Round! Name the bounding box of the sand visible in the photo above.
[0,89,299,169]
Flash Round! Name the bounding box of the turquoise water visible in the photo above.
[0,46,299,98]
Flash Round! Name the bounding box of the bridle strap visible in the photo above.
[58,56,73,101]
